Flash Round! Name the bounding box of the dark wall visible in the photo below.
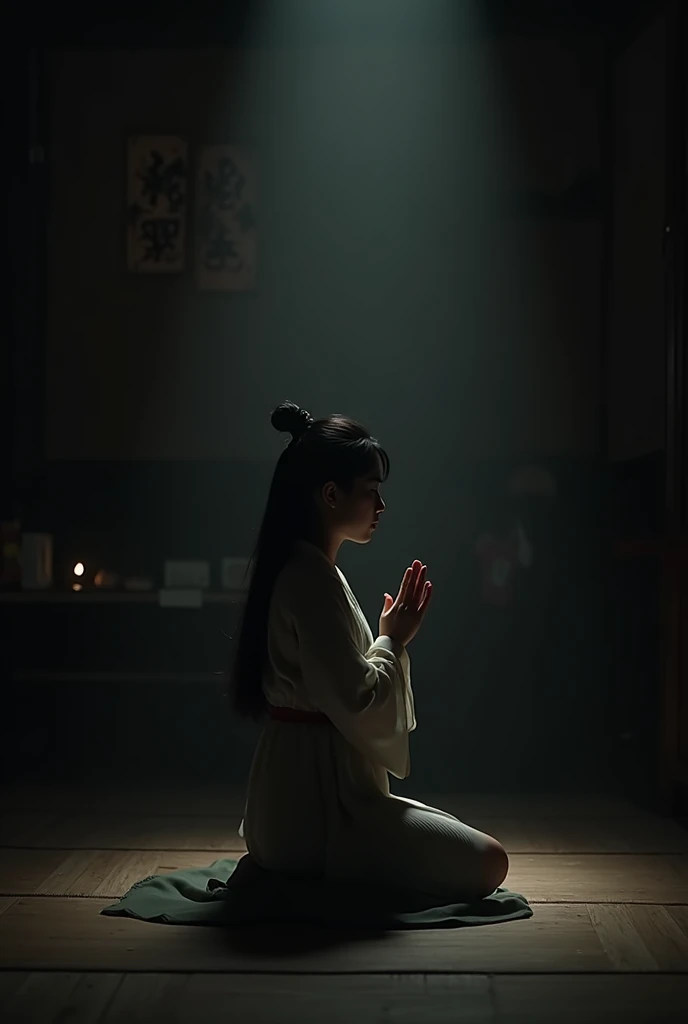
[603,10,671,806]
[607,14,666,461]
[7,30,621,794]
[44,39,602,461]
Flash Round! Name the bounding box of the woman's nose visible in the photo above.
[376,495,386,514]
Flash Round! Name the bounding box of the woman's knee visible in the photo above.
[478,839,509,895]
[440,835,509,902]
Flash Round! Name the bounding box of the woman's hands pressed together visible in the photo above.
[379,560,433,648]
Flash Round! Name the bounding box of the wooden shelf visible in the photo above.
[0,590,245,605]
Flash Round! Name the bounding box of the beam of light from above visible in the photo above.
[164,1,548,468]
[201,0,509,464]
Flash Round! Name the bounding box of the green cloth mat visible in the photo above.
[101,859,532,928]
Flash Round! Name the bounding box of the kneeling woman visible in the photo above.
[231,401,508,905]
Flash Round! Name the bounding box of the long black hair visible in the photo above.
[230,400,389,719]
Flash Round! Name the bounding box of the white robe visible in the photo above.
[242,541,497,899]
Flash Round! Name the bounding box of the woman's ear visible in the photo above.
[321,481,337,509]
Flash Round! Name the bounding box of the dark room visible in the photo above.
[1,0,687,1020]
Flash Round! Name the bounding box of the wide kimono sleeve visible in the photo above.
[286,559,415,779]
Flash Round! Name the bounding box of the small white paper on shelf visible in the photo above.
[158,588,203,609]
[164,560,210,589]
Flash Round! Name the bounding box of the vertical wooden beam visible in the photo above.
[663,0,686,534]
[9,49,48,504]
[657,0,687,812]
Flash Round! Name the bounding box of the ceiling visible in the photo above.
[11,0,663,47]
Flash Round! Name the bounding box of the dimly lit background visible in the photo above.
[2,0,685,805]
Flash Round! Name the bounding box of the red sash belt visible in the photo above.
[267,704,330,724]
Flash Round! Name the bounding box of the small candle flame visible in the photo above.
[74,562,85,577]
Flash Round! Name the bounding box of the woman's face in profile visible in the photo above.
[321,458,386,545]
[344,471,386,544]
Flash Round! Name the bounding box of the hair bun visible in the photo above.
[271,400,314,441]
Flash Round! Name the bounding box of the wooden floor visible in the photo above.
[1,781,687,1022]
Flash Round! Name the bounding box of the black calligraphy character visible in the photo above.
[204,156,245,213]
[138,151,186,213]
[139,218,180,264]
[203,223,243,273]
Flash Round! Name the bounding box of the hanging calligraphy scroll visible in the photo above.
[126,135,188,273]
[195,145,257,291]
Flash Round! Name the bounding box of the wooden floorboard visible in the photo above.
[2,847,686,903]
[0,972,123,1024]
[588,904,688,970]
[101,974,495,1024]
[1,973,495,1024]
[0,898,607,972]
[0,897,18,917]
[2,972,687,1024]
[0,784,686,1022]
[2,897,686,974]
[0,849,70,893]
[508,853,688,903]
[491,974,688,1024]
